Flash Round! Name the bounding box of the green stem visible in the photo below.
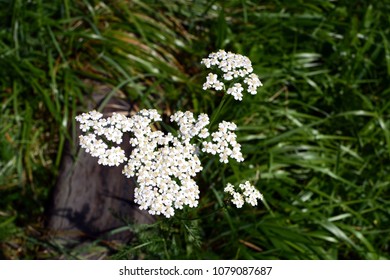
[208,92,230,129]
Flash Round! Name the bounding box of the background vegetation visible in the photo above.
[1,0,389,259]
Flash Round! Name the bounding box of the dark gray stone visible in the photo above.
[47,90,153,244]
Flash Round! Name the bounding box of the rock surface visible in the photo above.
[47,90,153,243]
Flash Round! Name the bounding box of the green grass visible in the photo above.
[1,0,389,259]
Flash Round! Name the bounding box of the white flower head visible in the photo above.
[203,73,224,91]
[76,107,258,217]
[201,50,262,100]
[201,121,244,163]
[226,83,244,101]
[77,110,213,218]
[224,181,263,208]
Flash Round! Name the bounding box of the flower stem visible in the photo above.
[208,92,230,129]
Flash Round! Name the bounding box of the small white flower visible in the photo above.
[198,128,210,138]
[224,183,235,194]
[232,192,245,208]
[89,110,103,120]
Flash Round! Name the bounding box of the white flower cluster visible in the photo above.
[122,110,205,218]
[76,109,245,218]
[224,181,263,208]
[76,111,128,166]
[170,111,210,140]
[201,50,263,100]
[203,73,224,91]
[202,121,244,163]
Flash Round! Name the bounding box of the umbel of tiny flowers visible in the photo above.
[224,181,263,208]
[76,109,245,218]
[201,50,263,101]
